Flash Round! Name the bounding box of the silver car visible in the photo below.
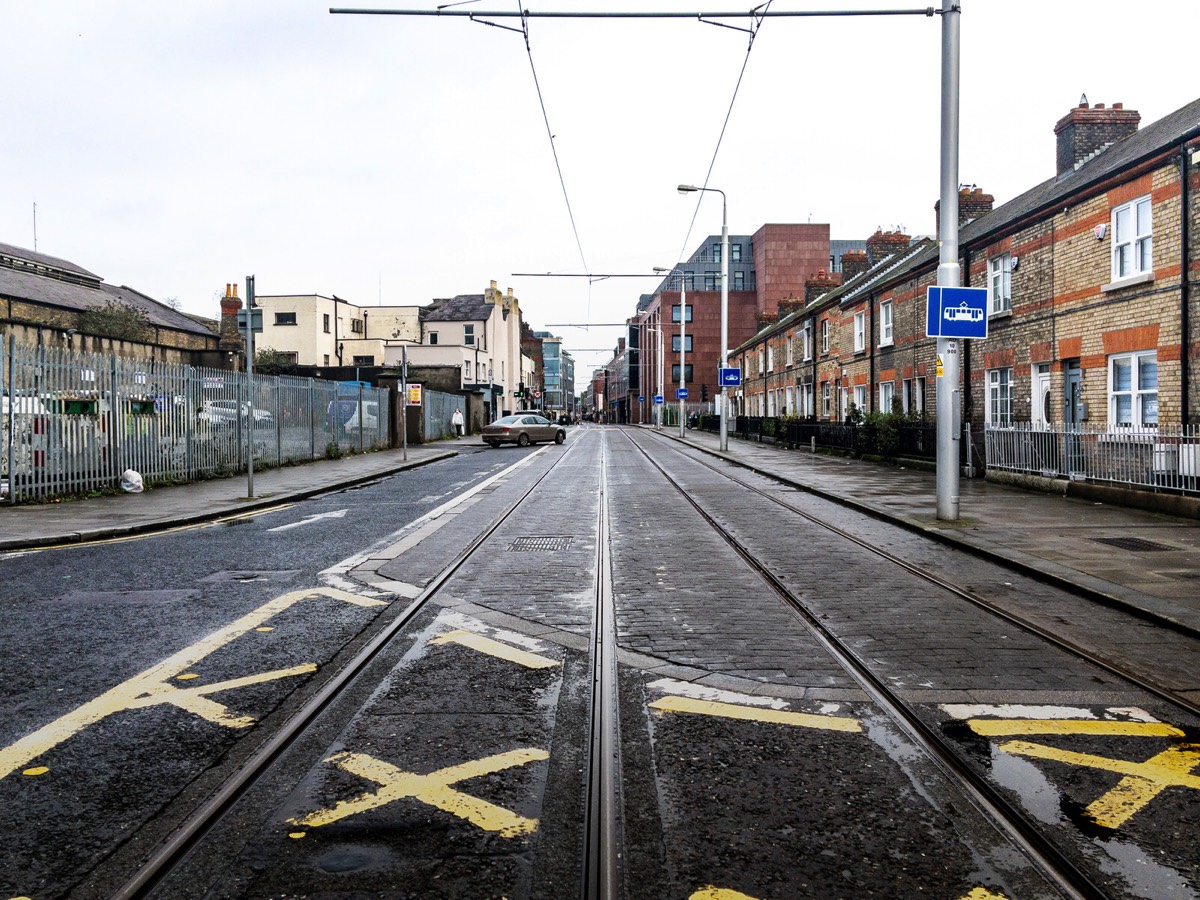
[481,414,566,448]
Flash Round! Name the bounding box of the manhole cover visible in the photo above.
[1090,537,1178,553]
[508,536,574,552]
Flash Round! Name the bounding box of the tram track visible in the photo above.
[621,427,1198,900]
[642,429,1200,720]
[110,438,626,899]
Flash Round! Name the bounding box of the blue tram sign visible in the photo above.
[926,286,988,339]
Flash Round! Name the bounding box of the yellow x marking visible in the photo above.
[428,629,559,669]
[651,695,861,733]
[0,587,383,782]
[289,747,549,838]
[1000,740,1200,830]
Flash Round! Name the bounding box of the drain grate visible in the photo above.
[509,536,574,552]
[1091,537,1178,553]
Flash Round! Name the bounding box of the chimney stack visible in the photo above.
[218,282,245,357]
[865,229,910,266]
[1054,99,1139,175]
[804,270,840,305]
[935,185,995,233]
[840,250,869,282]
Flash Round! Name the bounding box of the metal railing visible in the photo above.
[2,338,391,503]
[985,422,1200,495]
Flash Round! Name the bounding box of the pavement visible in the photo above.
[3,427,1198,637]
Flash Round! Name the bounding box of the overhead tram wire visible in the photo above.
[675,0,772,263]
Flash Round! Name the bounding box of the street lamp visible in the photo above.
[678,184,729,451]
[654,266,688,437]
[638,320,665,429]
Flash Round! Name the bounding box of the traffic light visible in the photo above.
[701,383,709,402]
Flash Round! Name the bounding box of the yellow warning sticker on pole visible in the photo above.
[936,355,944,378]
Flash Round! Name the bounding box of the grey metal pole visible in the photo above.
[935,0,961,520]
[719,193,729,452]
[657,326,663,430]
[679,275,686,438]
[245,274,255,499]
[401,345,409,461]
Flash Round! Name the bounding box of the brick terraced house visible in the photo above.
[729,96,1200,506]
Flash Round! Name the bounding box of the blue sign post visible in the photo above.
[653,395,664,405]
[926,286,988,339]
[718,367,742,387]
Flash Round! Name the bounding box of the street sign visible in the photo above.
[653,395,664,405]
[926,286,988,339]
[406,383,423,406]
[719,367,742,387]
[236,308,263,333]
[638,396,645,403]
[676,388,689,400]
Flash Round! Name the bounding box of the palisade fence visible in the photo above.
[985,423,1200,496]
[2,338,391,504]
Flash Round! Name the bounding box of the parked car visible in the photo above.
[481,414,566,448]
[199,400,274,429]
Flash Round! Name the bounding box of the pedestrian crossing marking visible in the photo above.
[650,695,861,733]
[0,587,381,782]
[428,629,559,669]
[999,740,1200,830]
[968,719,1184,739]
[288,747,549,837]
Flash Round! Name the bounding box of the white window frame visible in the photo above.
[821,382,831,417]
[879,381,895,413]
[914,377,925,416]
[821,320,830,354]
[902,378,912,414]
[463,324,475,346]
[853,385,867,412]
[986,367,1014,425]
[785,336,794,367]
[853,312,866,353]
[1108,350,1158,430]
[989,253,1012,315]
[802,383,814,417]
[802,327,812,362]
[839,387,848,420]
[879,301,893,347]
[767,345,775,372]
[1111,195,1153,281]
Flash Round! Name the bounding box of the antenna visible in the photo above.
[33,202,37,251]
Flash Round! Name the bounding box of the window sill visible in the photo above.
[1102,272,1154,293]
[988,308,1012,321]
[877,341,893,350]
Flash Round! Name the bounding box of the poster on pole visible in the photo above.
[406,383,423,406]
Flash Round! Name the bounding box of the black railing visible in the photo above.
[722,417,937,460]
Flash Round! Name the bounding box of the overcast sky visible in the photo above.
[3,1,1196,372]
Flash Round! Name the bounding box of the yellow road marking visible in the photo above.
[1000,740,1200,829]
[690,888,759,900]
[650,695,862,733]
[21,767,48,777]
[0,587,383,782]
[211,505,294,524]
[961,889,1010,900]
[968,719,1184,738]
[289,747,549,838]
[428,630,559,669]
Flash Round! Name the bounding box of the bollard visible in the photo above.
[811,437,816,453]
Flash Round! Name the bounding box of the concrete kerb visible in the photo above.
[666,431,1200,641]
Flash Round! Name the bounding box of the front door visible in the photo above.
[1063,360,1084,474]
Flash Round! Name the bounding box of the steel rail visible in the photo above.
[654,430,1200,721]
[582,436,623,899]
[111,443,580,900]
[622,429,1105,900]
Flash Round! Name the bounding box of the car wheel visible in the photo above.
[486,439,500,448]
[554,430,565,444]
[517,433,531,447]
